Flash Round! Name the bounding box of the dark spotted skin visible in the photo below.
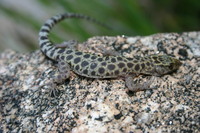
[39,13,182,91]
[44,48,181,78]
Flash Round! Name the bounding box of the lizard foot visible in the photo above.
[125,76,157,92]
[47,60,71,97]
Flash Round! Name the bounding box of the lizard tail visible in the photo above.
[39,13,110,60]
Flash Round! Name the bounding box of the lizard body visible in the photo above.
[39,13,181,91]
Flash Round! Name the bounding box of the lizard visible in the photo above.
[38,13,182,93]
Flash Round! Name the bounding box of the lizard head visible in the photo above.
[143,55,182,76]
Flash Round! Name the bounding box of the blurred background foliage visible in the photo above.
[0,0,200,52]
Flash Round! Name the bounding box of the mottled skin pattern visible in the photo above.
[39,13,181,92]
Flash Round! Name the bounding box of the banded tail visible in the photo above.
[39,13,110,60]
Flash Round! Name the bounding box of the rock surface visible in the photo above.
[0,32,199,132]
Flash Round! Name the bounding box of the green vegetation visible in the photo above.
[0,0,200,51]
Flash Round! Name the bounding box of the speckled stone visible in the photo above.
[0,32,199,133]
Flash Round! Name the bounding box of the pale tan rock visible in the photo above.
[0,32,199,132]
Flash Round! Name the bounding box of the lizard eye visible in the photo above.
[168,63,174,70]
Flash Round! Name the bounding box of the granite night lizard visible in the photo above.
[39,13,181,92]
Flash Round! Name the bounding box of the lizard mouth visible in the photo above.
[172,58,182,70]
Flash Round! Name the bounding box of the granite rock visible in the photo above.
[0,32,199,132]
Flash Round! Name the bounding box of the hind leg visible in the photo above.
[46,60,71,97]
[55,40,78,49]
[95,45,119,56]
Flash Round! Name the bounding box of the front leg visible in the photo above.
[125,75,156,92]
